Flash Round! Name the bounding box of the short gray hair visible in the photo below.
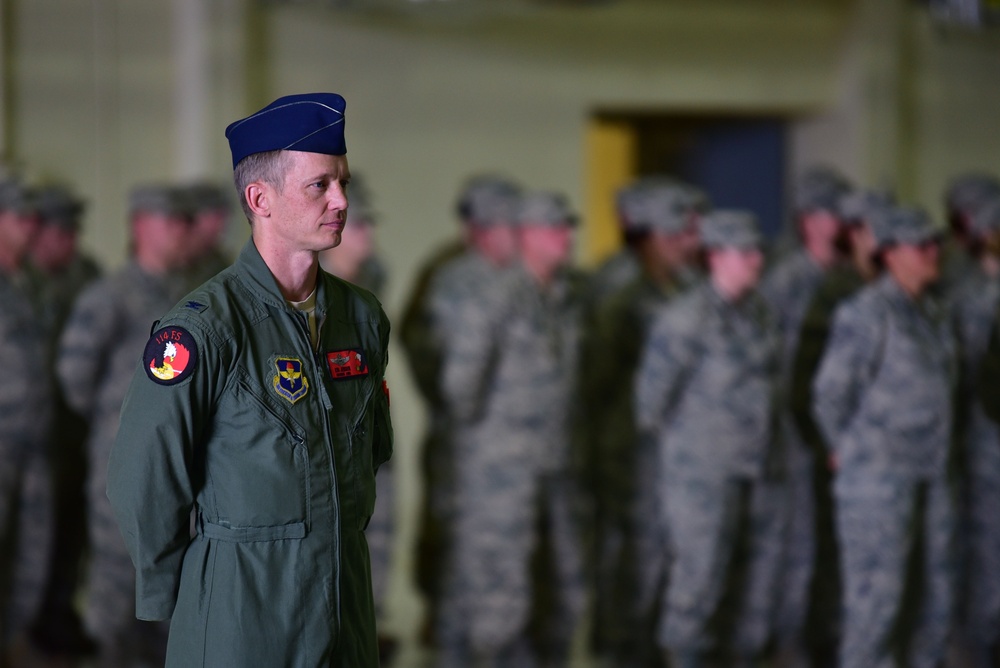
[233,150,290,223]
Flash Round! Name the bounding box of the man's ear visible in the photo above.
[245,182,270,219]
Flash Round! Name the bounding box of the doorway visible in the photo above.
[584,111,788,266]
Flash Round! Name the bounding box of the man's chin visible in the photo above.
[319,234,343,252]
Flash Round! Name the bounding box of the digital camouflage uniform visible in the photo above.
[434,257,585,668]
[581,177,706,665]
[408,176,521,645]
[946,196,1000,666]
[636,210,783,667]
[759,248,827,653]
[585,178,705,668]
[56,260,186,665]
[0,270,54,654]
[813,271,957,668]
[636,279,784,665]
[399,237,466,638]
[587,274,682,668]
[28,251,101,654]
[950,266,1000,667]
[789,263,867,660]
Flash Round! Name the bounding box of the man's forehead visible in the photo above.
[286,151,349,177]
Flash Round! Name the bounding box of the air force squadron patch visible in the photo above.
[273,358,309,404]
[144,326,198,385]
[327,349,369,380]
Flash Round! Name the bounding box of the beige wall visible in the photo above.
[7,0,1000,643]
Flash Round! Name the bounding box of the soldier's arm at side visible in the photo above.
[436,285,505,425]
[56,285,117,416]
[107,322,218,621]
[633,304,697,436]
[811,300,881,464]
[980,309,1000,424]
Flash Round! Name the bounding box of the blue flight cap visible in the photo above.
[225,93,347,169]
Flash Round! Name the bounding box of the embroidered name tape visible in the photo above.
[143,326,198,385]
[327,349,369,380]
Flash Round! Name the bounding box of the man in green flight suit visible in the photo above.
[107,92,393,667]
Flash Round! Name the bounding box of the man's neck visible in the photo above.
[710,274,750,302]
[805,238,837,270]
[980,253,1000,279]
[890,271,927,300]
[257,240,320,302]
[522,254,554,288]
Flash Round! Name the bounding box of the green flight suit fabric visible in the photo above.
[107,239,393,668]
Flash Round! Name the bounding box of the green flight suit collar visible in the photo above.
[234,239,330,321]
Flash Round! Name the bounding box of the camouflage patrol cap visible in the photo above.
[183,181,231,214]
[346,172,376,226]
[969,196,1000,239]
[0,178,37,216]
[617,176,706,233]
[128,184,192,219]
[838,188,895,225]
[794,165,851,214]
[35,184,86,230]
[699,209,762,249]
[631,181,700,234]
[871,206,942,249]
[456,175,521,227]
[615,181,649,232]
[516,191,576,228]
[944,172,1000,216]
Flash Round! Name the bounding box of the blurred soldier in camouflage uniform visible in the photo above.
[25,184,102,659]
[56,184,193,668]
[585,178,702,668]
[947,195,1000,668]
[179,181,233,289]
[318,173,397,663]
[787,186,893,666]
[635,210,784,668]
[813,206,957,668]
[0,177,55,664]
[585,176,708,314]
[759,168,850,668]
[938,172,1000,297]
[435,192,584,667]
[403,175,521,646]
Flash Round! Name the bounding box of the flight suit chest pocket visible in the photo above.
[210,367,310,529]
[322,345,380,529]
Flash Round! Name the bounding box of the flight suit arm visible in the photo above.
[107,323,218,621]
